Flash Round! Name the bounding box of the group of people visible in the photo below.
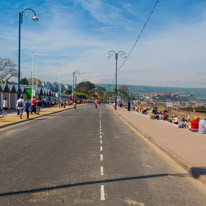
[1,96,76,120]
[16,96,41,119]
[190,116,206,134]
[133,106,206,134]
[1,96,46,119]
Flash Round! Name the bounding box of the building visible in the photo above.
[43,81,72,92]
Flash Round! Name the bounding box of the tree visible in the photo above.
[76,81,95,94]
[20,78,29,85]
[88,90,97,99]
[0,58,18,81]
[118,85,129,96]
[95,86,105,96]
[75,92,88,99]
[118,85,130,98]
[27,78,43,87]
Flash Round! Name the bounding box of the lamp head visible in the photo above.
[123,55,127,59]
[32,16,39,21]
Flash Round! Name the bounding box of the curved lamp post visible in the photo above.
[107,50,126,110]
[18,8,39,99]
[72,70,80,102]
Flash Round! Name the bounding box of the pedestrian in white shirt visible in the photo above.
[2,97,8,117]
[16,96,25,119]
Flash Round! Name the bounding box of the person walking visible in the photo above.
[94,100,97,109]
[16,96,25,119]
[36,97,41,115]
[2,97,8,117]
[30,96,36,114]
[24,99,31,119]
[97,99,101,111]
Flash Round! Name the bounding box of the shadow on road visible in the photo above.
[0,173,189,197]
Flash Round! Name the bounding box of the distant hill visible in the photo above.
[95,84,206,98]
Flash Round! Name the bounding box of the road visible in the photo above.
[0,104,206,206]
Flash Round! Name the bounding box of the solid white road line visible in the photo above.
[100,154,103,161]
[101,185,105,200]
[100,166,104,175]
[100,146,103,151]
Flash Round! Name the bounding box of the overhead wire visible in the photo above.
[117,0,159,72]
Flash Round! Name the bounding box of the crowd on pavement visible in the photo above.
[1,96,73,120]
[116,102,206,134]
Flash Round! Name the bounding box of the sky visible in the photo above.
[1,0,206,88]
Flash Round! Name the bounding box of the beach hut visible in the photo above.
[8,85,17,109]
[50,91,54,101]
[14,85,23,98]
[48,90,51,101]
[42,88,48,101]
[21,86,27,100]
[36,87,43,98]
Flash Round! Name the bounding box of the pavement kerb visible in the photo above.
[0,105,82,129]
[109,105,206,185]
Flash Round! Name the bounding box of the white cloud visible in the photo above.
[76,0,120,24]
[1,0,206,88]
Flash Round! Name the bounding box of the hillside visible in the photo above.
[95,84,206,98]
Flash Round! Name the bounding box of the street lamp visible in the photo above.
[18,8,39,99]
[107,50,126,110]
[72,70,80,102]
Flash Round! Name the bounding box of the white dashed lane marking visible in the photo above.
[101,185,105,200]
[99,106,105,200]
[100,166,104,175]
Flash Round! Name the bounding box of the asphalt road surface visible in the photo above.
[0,104,206,206]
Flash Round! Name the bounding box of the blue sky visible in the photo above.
[1,0,206,87]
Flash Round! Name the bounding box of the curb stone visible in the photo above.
[110,106,206,186]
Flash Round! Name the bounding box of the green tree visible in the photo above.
[75,92,88,99]
[27,78,43,87]
[118,85,129,98]
[20,77,29,85]
[118,85,129,96]
[76,81,95,94]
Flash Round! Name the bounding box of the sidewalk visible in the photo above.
[109,105,206,185]
[0,105,76,128]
